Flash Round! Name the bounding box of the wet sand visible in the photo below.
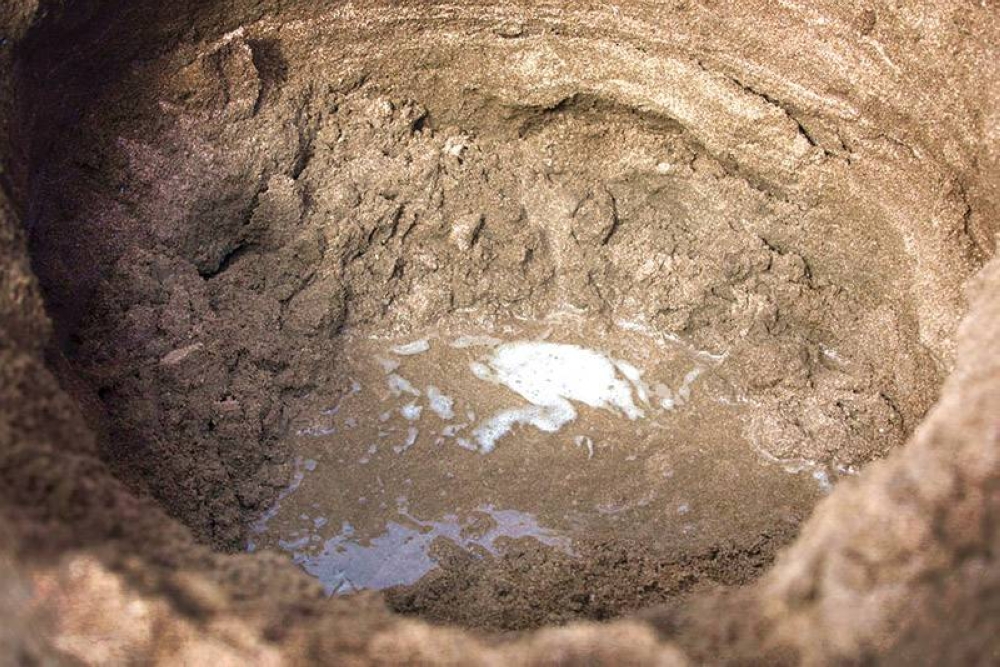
[251,312,828,594]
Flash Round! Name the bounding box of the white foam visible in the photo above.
[614,318,725,361]
[400,403,423,421]
[476,342,644,418]
[615,319,649,334]
[614,359,650,405]
[836,463,859,476]
[455,437,478,452]
[574,435,595,459]
[472,402,577,453]
[676,367,704,402]
[820,344,846,364]
[614,318,682,345]
[442,423,466,437]
[393,427,419,454]
[812,469,833,492]
[391,339,431,355]
[450,334,502,349]
[467,341,646,453]
[426,385,455,420]
[387,374,421,397]
[298,425,337,436]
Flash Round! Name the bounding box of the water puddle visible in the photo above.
[249,314,827,594]
[271,498,571,594]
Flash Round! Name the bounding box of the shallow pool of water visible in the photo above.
[249,313,829,594]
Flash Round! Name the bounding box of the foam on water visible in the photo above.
[467,341,645,452]
[343,328,723,454]
[387,373,421,397]
[471,402,578,453]
[391,339,431,356]
[613,359,650,404]
[393,426,419,453]
[400,403,423,421]
[426,385,455,420]
[477,342,644,418]
[251,316,832,596]
[298,324,721,458]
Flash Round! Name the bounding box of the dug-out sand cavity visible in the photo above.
[9,0,989,645]
[251,315,826,607]
[34,34,940,627]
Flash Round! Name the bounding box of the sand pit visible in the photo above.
[0,1,997,663]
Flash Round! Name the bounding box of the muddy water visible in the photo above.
[249,313,826,595]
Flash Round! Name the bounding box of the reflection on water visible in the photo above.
[277,500,571,595]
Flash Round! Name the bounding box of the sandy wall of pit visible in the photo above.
[15,0,990,555]
[1,1,998,665]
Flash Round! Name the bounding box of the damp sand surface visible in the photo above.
[250,314,827,594]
